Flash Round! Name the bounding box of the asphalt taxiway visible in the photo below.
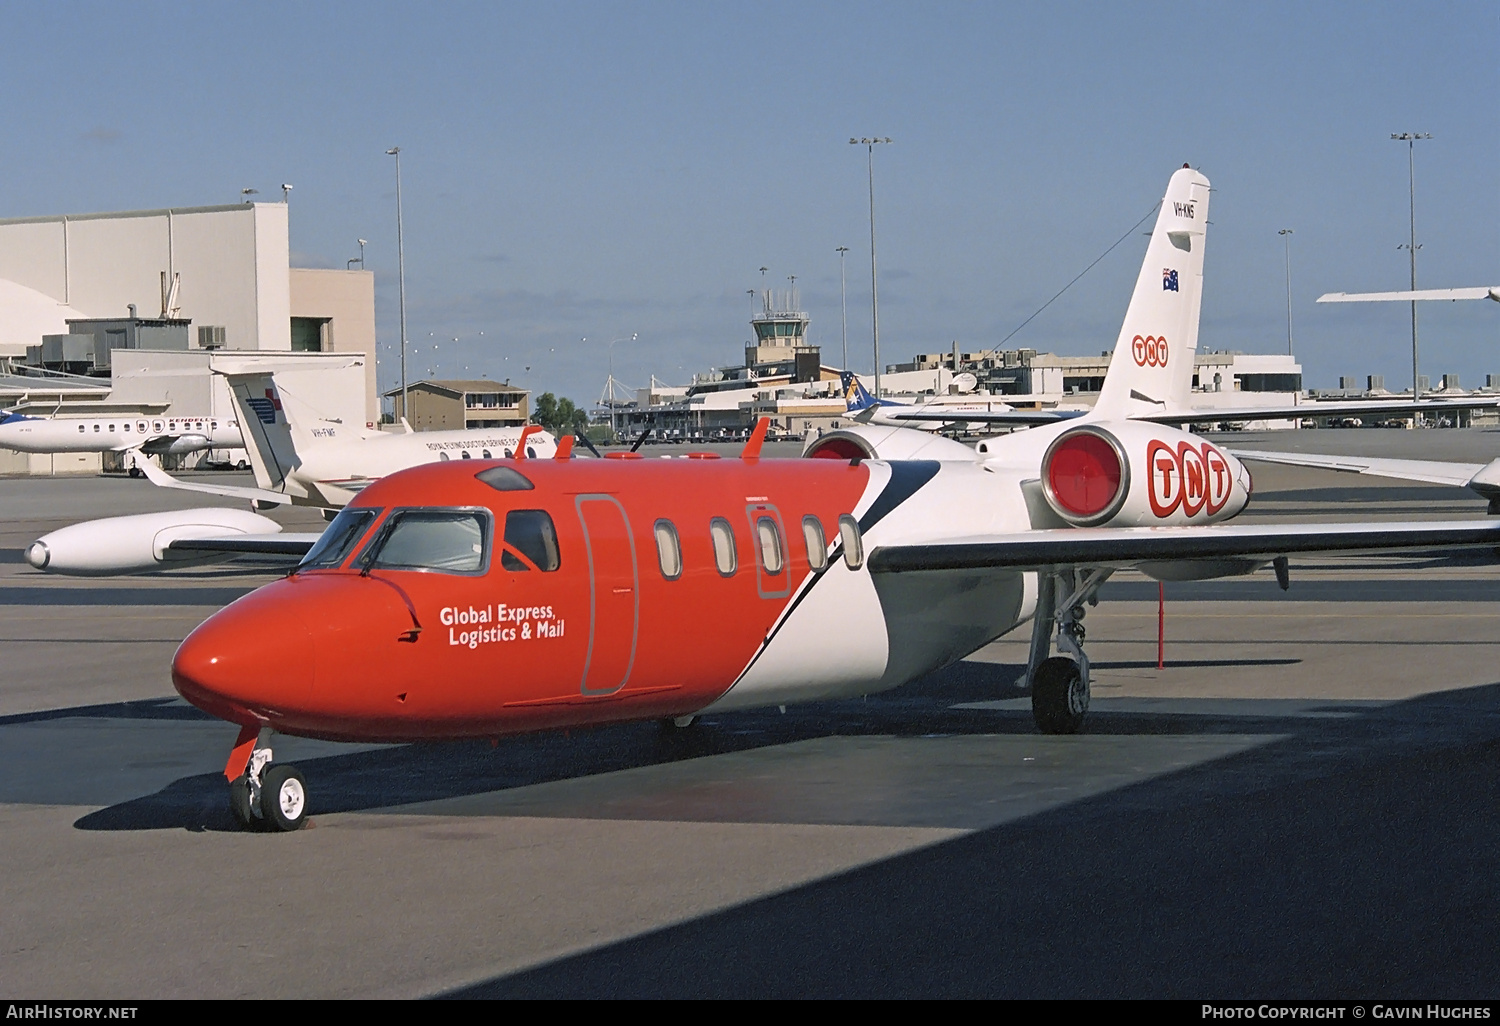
[2,432,1499,998]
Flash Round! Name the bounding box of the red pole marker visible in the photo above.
[1157,581,1165,670]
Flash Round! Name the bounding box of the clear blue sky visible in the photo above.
[2,2,1495,402]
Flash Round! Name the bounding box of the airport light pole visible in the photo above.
[1393,132,1431,406]
[836,246,849,370]
[606,333,636,439]
[851,137,891,397]
[387,147,410,422]
[1278,229,1294,357]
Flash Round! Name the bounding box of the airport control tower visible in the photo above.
[746,287,820,383]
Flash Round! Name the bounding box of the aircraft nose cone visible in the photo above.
[25,541,49,570]
[173,583,314,723]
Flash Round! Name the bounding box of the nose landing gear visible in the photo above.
[226,726,308,832]
[1023,569,1109,735]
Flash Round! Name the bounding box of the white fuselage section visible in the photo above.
[282,425,559,506]
[0,414,242,454]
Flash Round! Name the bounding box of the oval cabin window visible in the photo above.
[710,518,736,576]
[803,516,827,571]
[756,517,784,575]
[654,520,682,580]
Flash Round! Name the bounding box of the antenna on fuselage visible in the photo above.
[513,425,543,459]
[553,435,574,460]
[740,416,769,460]
[573,432,602,458]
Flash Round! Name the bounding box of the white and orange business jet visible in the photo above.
[159,165,1500,831]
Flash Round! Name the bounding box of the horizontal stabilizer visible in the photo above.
[1137,395,1500,427]
[135,452,293,506]
[1229,449,1483,488]
[1318,287,1500,303]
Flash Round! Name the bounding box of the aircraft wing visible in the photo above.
[867,519,1500,573]
[1318,287,1500,303]
[1134,395,1500,426]
[1229,449,1486,488]
[165,533,322,558]
[864,408,1085,426]
[136,453,295,506]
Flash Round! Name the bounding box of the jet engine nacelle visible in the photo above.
[803,425,979,462]
[26,508,282,576]
[1040,422,1250,528]
[141,433,212,455]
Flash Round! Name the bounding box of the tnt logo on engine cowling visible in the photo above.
[1147,439,1232,518]
[1131,334,1168,367]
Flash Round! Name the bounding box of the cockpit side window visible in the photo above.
[297,507,381,570]
[501,509,560,572]
[362,509,490,574]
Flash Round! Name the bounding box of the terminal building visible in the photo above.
[386,379,530,431]
[602,283,1319,438]
[0,201,381,473]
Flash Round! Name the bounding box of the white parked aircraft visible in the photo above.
[135,372,559,510]
[27,373,560,574]
[0,409,242,472]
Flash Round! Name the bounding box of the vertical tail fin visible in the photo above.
[222,373,310,491]
[1093,165,1210,418]
[840,370,878,412]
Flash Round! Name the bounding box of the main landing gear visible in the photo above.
[1023,568,1110,735]
[227,727,308,832]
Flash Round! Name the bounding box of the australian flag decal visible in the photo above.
[1163,268,1179,292]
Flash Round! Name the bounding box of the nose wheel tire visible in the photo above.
[260,765,309,832]
[1032,656,1089,735]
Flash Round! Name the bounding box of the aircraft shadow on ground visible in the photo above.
[0,696,216,728]
[70,659,1475,837]
[439,680,1500,999]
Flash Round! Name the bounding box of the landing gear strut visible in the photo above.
[227,727,308,832]
[1023,568,1109,735]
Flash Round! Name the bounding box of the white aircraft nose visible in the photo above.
[25,540,49,570]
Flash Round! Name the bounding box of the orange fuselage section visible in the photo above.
[173,456,873,742]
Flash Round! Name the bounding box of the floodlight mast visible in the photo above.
[1278,229,1294,357]
[387,147,409,421]
[851,137,891,398]
[1392,132,1431,408]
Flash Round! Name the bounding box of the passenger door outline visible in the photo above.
[575,494,639,695]
[745,503,792,600]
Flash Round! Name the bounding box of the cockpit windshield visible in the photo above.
[359,509,490,574]
[297,507,381,570]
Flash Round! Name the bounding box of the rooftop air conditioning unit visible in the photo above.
[198,326,227,350]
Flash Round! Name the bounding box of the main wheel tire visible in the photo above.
[1032,656,1089,735]
[228,774,256,829]
[260,764,309,832]
[128,467,142,478]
